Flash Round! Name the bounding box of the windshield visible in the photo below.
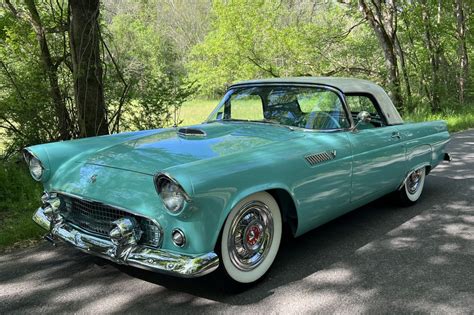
[206,85,350,130]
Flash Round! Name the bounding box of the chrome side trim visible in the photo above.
[305,150,337,166]
[32,207,219,278]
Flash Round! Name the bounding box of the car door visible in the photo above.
[345,94,406,202]
[289,87,354,235]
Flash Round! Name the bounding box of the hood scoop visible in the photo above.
[177,127,207,137]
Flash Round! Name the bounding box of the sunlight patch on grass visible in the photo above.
[179,98,219,126]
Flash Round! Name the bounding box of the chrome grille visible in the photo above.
[59,194,162,248]
[305,150,336,166]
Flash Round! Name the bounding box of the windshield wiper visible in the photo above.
[207,118,250,123]
[206,118,294,130]
[248,119,296,131]
[248,119,280,124]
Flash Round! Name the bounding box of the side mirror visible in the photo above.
[357,111,372,123]
[352,111,372,132]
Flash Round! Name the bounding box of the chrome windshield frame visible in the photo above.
[204,83,355,131]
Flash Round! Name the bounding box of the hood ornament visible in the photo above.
[89,174,97,184]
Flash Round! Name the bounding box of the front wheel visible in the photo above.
[220,192,282,284]
[398,167,426,206]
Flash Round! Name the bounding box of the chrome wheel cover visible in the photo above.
[227,201,274,271]
[407,169,423,194]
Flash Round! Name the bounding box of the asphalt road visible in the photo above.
[1,130,473,314]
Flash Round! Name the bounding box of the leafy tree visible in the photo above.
[104,3,194,131]
[188,0,382,96]
[1,1,71,155]
[188,0,472,113]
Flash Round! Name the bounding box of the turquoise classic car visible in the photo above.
[25,77,451,284]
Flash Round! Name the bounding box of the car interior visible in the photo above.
[217,87,388,130]
[345,93,387,129]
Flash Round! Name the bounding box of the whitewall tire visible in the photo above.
[399,167,426,205]
[220,192,282,284]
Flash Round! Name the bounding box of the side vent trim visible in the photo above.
[305,150,336,166]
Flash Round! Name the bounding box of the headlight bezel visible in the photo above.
[154,173,191,214]
[23,149,45,181]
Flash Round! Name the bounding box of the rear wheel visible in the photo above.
[220,192,282,284]
[399,167,426,206]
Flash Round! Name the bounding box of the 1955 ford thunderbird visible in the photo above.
[25,77,451,284]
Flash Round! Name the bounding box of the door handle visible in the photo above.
[391,132,401,140]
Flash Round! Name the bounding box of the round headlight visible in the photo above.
[29,156,44,181]
[155,176,189,213]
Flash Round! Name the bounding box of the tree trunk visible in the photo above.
[394,35,412,104]
[23,0,71,140]
[358,0,403,110]
[69,0,109,137]
[420,0,441,112]
[455,0,468,106]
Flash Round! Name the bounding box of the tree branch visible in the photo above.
[246,55,279,77]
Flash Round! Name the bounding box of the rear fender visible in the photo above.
[398,161,430,190]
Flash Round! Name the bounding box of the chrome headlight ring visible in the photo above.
[154,173,191,214]
[23,149,45,181]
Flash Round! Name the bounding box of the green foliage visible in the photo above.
[104,6,195,131]
[396,0,468,111]
[405,107,474,133]
[187,0,472,114]
[0,161,43,250]
[187,0,382,96]
[127,76,194,130]
[0,4,63,156]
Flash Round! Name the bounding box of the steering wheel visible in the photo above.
[305,112,341,129]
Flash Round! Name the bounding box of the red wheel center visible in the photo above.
[246,225,261,246]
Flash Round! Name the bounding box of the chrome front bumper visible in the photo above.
[33,207,219,277]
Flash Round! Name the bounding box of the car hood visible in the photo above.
[81,122,303,175]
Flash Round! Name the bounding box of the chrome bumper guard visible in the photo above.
[33,207,219,277]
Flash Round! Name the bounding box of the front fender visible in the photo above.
[184,180,294,254]
[25,130,160,184]
[216,183,294,245]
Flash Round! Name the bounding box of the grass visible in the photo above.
[179,98,219,126]
[0,162,43,252]
[404,108,474,133]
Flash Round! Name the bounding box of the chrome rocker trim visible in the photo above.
[32,207,219,278]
